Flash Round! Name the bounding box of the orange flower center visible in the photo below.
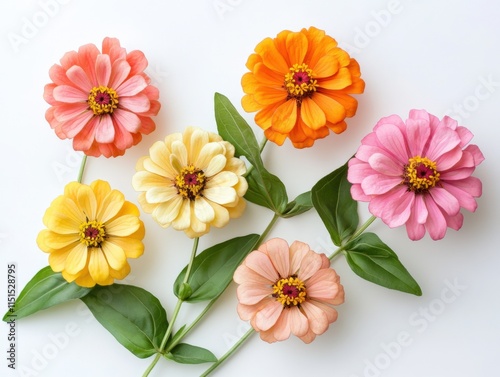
[284,63,318,103]
[175,164,206,201]
[79,220,106,247]
[403,156,440,193]
[272,275,307,308]
[88,86,119,115]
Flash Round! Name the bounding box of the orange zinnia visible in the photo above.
[241,27,365,148]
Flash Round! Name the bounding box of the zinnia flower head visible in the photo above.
[348,109,484,240]
[241,26,365,148]
[44,37,161,158]
[36,180,145,287]
[132,127,248,238]
[234,238,345,343]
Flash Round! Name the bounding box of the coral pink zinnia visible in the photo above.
[348,109,484,240]
[234,238,344,343]
[44,37,161,157]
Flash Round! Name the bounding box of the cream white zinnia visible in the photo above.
[132,127,248,238]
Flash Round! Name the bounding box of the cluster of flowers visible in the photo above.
[10,28,484,376]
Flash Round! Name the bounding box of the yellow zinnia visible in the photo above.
[37,180,145,287]
[132,127,248,238]
[241,26,365,148]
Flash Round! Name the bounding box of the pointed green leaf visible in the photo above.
[81,284,168,358]
[214,92,262,167]
[166,343,217,364]
[174,234,260,302]
[3,266,91,321]
[344,233,422,296]
[311,162,358,246]
[244,167,288,214]
[282,191,313,218]
[214,92,288,214]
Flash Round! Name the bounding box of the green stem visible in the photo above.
[329,215,377,261]
[142,237,200,377]
[77,155,87,183]
[166,213,280,353]
[200,327,255,377]
[196,213,279,376]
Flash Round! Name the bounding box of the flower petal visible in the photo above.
[271,100,297,133]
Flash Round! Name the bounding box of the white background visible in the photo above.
[1,1,500,376]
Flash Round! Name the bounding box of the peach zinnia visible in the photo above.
[44,37,161,157]
[348,110,484,240]
[234,238,344,343]
[241,26,365,148]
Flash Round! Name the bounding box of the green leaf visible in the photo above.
[281,191,313,218]
[311,162,359,246]
[2,266,91,321]
[174,234,260,302]
[214,92,288,214]
[244,167,288,214]
[214,92,263,166]
[344,233,422,296]
[166,343,217,364]
[81,284,168,358]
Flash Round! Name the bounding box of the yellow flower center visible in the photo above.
[284,63,318,103]
[175,165,206,201]
[403,156,440,193]
[88,86,119,115]
[272,275,307,308]
[79,220,106,247]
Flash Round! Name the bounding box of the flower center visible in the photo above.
[284,63,318,104]
[175,165,206,201]
[88,86,119,115]
[272,275,307,308]
[79,220,106,247]
[403,156,440,193]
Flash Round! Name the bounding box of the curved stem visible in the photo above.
[256,212,279,245]
[77,155,87,183]
[142,237,200,377]
[329,215,378,261]
[200,327,255,377]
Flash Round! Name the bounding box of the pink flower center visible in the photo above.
[284,63,318,104]
[79,220,106,247]
[175,164,206,201]
[88,86,119,116]
[273,275,307,308]
[293,71,310,85]
[184,173,199,186]
[282,283,299,298]
[403,156,440,193]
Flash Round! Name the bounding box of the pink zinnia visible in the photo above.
[44,37,161,157]
[348,109,484,240]
[234,238,344,343]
